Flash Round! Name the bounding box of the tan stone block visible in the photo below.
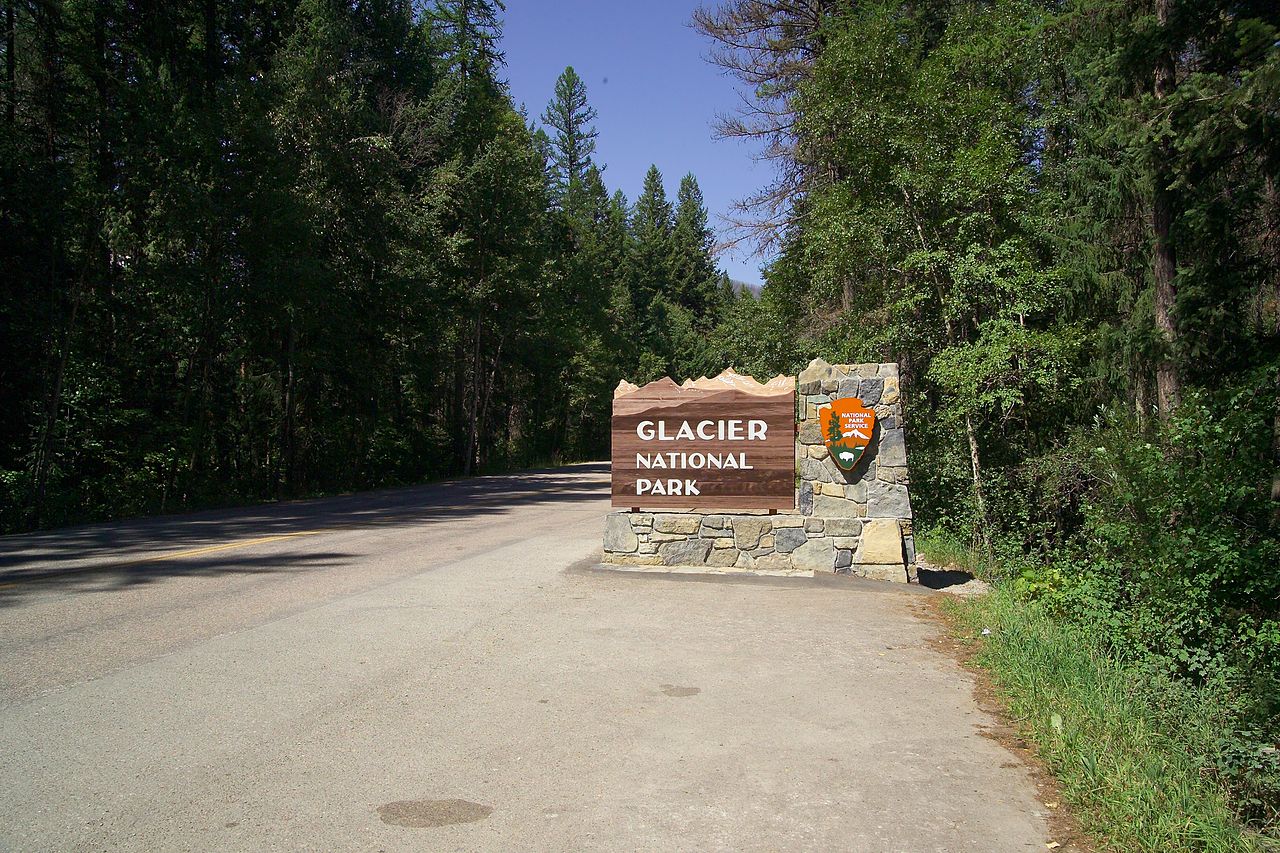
[860,563,908,582]
[808,444,828,459]
[881,375,900,405]
[732,517,771,549]
[772,516,805,528]
[859,518,904,564]
[712,538,735,549]
[833,537,859,550]
[706,548,739,567]
[606,553,663,566]
[753,553,791,571]
[653,514,701,534]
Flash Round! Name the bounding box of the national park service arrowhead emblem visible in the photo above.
[819,397,876,471]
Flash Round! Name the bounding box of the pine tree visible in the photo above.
[541,66,599,209]
[669,173,720,320]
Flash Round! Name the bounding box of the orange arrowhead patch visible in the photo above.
[818,397,876,472]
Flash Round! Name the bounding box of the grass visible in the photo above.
[944,588,1277,853]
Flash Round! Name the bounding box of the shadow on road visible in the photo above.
[0,463,609,604]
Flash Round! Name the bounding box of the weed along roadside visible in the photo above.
[930,563,1278,853]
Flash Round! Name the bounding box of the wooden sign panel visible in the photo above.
[611,370,796,510]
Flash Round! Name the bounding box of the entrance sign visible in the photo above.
[611,369,795,509]
[819,397,875,471]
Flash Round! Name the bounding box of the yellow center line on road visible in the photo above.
[121,530,328,566]
[0,530,331,588]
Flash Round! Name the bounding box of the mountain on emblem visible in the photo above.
[819,397,876,471]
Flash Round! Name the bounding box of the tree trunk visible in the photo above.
[5,0,14,125]
[1152,0,1181,415]
[965,413,992,556]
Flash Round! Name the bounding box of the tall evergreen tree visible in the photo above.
[541,65,599,209]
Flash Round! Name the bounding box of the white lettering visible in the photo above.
[684,479,700,495]
[637,421,655,440]
[636,478,652,495]
[748,419,767,440]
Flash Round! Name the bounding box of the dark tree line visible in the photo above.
[0,0,735,531]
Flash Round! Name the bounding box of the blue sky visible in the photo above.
[500,1,772,287]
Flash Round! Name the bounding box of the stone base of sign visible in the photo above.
[602,360,917,583]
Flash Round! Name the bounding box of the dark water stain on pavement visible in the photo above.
[660,684,700,697]
[377,799,493,828]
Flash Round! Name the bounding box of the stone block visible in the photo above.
[798,421,823,445]
[604,514,639,553]
[772,516,804,528]
[638,543,657,555]
[903,534,917,566]
[820,379,838,394]
[813,494,860,518]
[754,553,792,571]
[807,444,827,458]
[824,517,862,537]
[837,377,859,398]
[633,514,654,527]
[606,553,662,566]
[701,515,726,529]
[712,537,735,549]
[859,518,904,563]
[834,549,853,570]
[649,531,689,542]
[732,517,771,549]
[790,538,835,572]
[876,429,907,466]
[659,539,711,566]
[833,537,860,550]
[878,362,899,377]
[774,527,807,553]
[867,479,912,518]
[798,358,833,385]
[760,534,775,549]
[799,457,832,482]
[855,362,881,377]
[706,548,739,568]
[804,518,824,533]
[799,481,814,515]
[654,514,701,535]
[843,481,867,501]
[857,377,884,405]
[860,563,908,583]
[882,375,900,405]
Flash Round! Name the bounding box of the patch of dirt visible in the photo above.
[913,595,1096,853]
[377,798,493,828]
[660,684,700,697]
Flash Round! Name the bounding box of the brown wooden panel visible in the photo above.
[611,388,796,510]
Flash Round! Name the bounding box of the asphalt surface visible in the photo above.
[0,463,1051,851]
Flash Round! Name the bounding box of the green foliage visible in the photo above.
[950,590,1275,852]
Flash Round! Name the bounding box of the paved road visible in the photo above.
[0,463,1050,851]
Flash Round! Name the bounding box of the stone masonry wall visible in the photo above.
[602,359,916,582]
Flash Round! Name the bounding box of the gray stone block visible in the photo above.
[774,527,807,553]
[866,479,912,518]
[824,517,863,537]
[877,428,907,466]
[813,494,861,518]
[658,539,711,566]
[834,549,853,570]
[857,377,884,405]
[604,514,638,553]
[799,481,814,516]
[791,538,835,572]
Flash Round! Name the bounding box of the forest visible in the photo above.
[1,0,1278,847]
[0,0,736,532]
